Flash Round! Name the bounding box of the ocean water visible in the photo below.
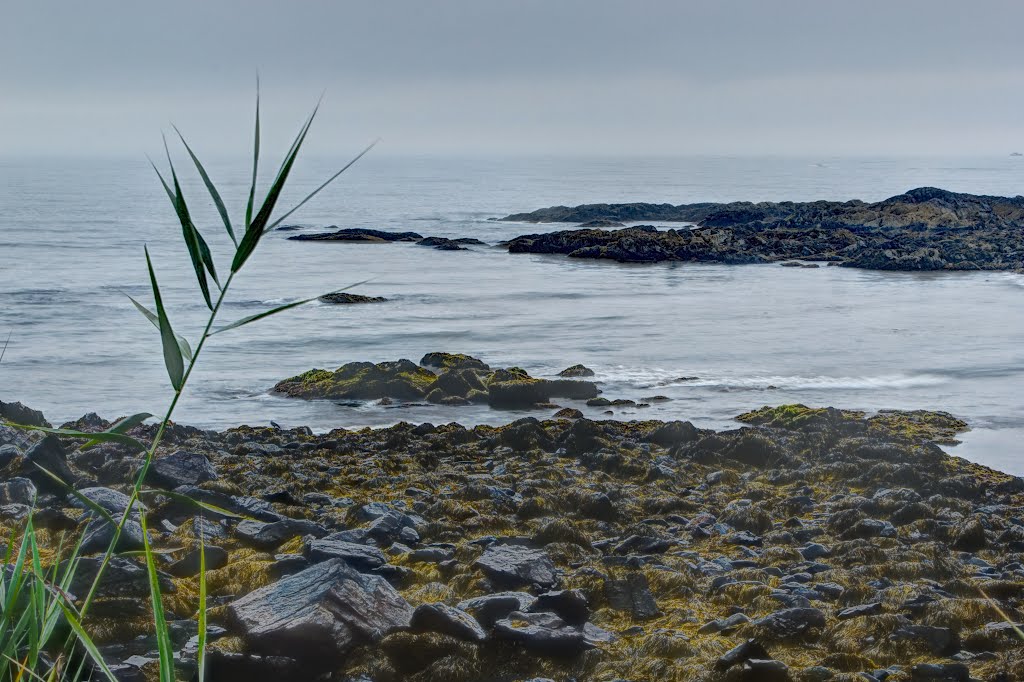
[1,154,1023,474]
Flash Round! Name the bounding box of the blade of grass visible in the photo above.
[126,295,193,361]
[231,101,319,272]
[31,466,117,525]
[139,489,250,519]
[6,423,147,452]
[145,247,185,391]
[54,603,118,682]
[0,330,11,366]
[209,280,371,335]
[173,126,237,246]
[267,139,379,231]
[140,512,175,682]
[82,412,153,449]
[162,137,216,309]
[197,534,207,682]
[245,79,260,230]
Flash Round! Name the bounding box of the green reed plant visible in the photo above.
[2,89,374,681]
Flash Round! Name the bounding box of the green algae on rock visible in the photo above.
[4,400,1023,682]
[274,353,600,410]
[737,404,971,444]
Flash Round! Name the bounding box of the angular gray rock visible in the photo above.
[753,607,826,639]
[530,589,589,625]
[22,435,75,491]
[410,603,487,642]
[168,546,229,578]
[473,544,557,589]
[235,518,328,550]
[493,611,593,654]
[0,477,37,506]
[227,558,412,665]
[147,450,218,489]
[604,572,661,620]
[305,537,387,571]
[457,591,538,628]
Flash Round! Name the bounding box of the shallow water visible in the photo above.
[1,154,1022,473]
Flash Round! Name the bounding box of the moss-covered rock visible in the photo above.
[420,352,491,373]
[274,360,437,400]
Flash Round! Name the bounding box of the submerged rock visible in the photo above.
[288,227,423,242]
[319,293,389,305]
[558,364,595,377]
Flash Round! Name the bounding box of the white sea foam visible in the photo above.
[594,366,949,391]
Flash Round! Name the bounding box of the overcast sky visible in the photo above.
[3,0,1024,157]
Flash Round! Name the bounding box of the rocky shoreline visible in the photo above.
[2,396,1024,681]
[499,188,1024,271]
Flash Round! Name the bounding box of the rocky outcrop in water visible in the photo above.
[288,228,486,250]
[3,400,1024,681]
[273,352,600,409]
[319,293,389,305]
[501,188,1024,271]
[289,227,425,242]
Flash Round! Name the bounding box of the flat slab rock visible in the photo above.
[473,544,558,589]
[228,558,412,665]
[493,611,614,654]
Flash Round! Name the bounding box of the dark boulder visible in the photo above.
[0,401,50,428]
[235,518,328,550]
[473,544,558,589]
[558,364,595,378]
[227,559,413,667]
[603,573,661,620]
[457,592,538,628]
[319,293,388,305]
[305,537,388,571]
[410,603,487,642]
[288,227,423,242]
[146,450,218,489]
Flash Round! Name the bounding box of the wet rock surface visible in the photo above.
[274,352,599,409]
[2,399,1023,680]
[500,187,1024,271]
[319,292,389,304]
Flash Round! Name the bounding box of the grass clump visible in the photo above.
[0,89,372,681]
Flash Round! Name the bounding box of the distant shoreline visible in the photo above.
[497,187,1024,271]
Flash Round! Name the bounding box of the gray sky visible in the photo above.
[3,0,1023,157]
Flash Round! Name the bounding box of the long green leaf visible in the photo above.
[140,512,175,682]
[267,139,379,232]
[56,604,118,682]
[208,280,370,335]
[139,488,250,519]
[32,465,117,525]
[126,295,193,361]
[173,126,237,246]
[145,247,185,391]
[0,330,11,366]
[4,522,30,614]
[5,423,147,452]
[245,80,260,231]
[197,535,208,682]
[231,101,319,273]
[153,147,220,298]
[162,137,215,309]
[82,412,153,448]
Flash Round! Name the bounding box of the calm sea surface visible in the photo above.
[1,155,1023,473]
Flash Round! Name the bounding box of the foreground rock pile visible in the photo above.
[2,401,1023,681]
[274,352,600,409]
[500,188,1024,271]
